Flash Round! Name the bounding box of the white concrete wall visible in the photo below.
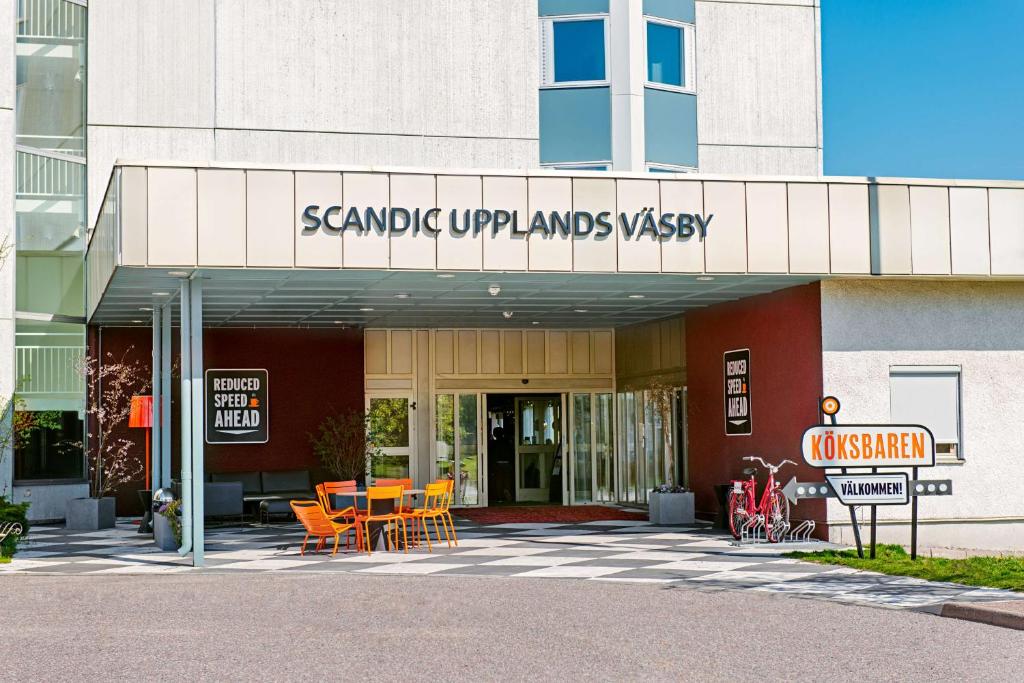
[11,483,90,522]
[0,0,15,495]
[821,279,1024,552]
[87,0,539,225]
[694,0,821,175]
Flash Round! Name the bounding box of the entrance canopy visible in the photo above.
[87,161,1024,326]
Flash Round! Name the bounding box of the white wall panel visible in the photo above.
[342,173,390,268]
[909,186,952,275]
[949,187,991,276]
[527,178,573,272]
[198,170,246,267]
[660,180,705,273]
[616,179,660,273]
[827,184,870,274]
[214,0,536,139]
[120,167,148,267]
[295,172,343,268]
[989,189,1024,276]
[0,0,12,110]
[874,185,912,275]
[787,184,829,273]
[437,176,483,271]
[745,183,788,273]
[389,174,437,270]
[89,0,214,127]
[703,182,747,273]
[246,171,294,267]
[572,178,617,272]
[697,145,819,176]
[147,168,197,267]
[482,177,528,271]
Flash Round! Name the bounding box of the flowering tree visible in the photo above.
[77,350,151,498]
[645,379,681,488]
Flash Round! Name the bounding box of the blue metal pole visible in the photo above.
[150,306,161,492]
[190,278,205,567]
[160,303,172,489]
[178,280,193,558]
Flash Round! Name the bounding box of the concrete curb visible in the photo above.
[940,600,1024,631]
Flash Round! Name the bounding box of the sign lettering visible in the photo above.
[800,424,935,468]
[205,369,269,444]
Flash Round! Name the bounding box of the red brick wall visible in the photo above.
[91,327,364,514]
[685,283,826,531]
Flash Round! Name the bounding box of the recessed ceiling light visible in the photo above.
[359,307,374,312]
[628,294,645,299]
[487,285,501,296]
[394,293,410,299]
[502,311,514,319]
[696,276,715,282]
[437,273,455,279]
[574,309,589,313]
[531,321,540,325]
[131,319,143,323]
[333,320,345,325]
[167,270,190,277]
[139,307,153,311]
[152,291,170,296]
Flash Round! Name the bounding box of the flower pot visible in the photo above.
[153,513,179,551]
[65,497,116,530]
[649,491,695,526]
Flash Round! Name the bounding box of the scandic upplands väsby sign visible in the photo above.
[800,424,935,468]
[205,369,269,444]
[300,205,713,241]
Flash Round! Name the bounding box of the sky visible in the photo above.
[822,0,1024,180]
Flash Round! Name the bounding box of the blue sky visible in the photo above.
[822,0,1024,180]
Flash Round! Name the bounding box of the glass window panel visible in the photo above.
[618,392,637,502]
[15,320,85,410]
[13,409,84,481]
[368,398,409,448]
[572,394,593,504]
[435,394,455,481]
[458,394,479,505]
[15,151,86,255]
[647,22,682,87]
[553,19,606,83]
[595,393,613,502]
[518,397,561,447]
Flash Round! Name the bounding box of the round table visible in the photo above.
[330,489,424,551]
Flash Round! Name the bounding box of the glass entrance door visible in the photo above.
[434,393,483,506]
[514,396,561,502]
[366,395,414,481]
[569,392,615,505]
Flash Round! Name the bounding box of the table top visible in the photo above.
[333,489,425,497]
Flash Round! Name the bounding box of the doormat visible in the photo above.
[456,505,648,525]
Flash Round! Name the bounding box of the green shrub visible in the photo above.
[0,496,30,558]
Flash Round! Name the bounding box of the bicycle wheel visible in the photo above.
[766,489,790,543]
[727,489,747,540]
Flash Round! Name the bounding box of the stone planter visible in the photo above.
[649,491,695,526]
[65,497,116,530]
[153,512,179,551]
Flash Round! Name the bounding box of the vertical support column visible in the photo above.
[160,303,172,488]
[610,0,646,172]
[151,306,162,491]
[189,279,205,567]
[178,280,193,558]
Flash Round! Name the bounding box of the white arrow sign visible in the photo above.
[825,473,909,506]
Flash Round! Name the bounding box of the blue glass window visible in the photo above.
[647,22,683,87]
[553,20,606,83]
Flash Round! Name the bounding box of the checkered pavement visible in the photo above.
[3,518,1019,610]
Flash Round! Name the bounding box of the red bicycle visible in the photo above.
[727,456,795,543]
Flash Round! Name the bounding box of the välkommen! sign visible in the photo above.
[800,425,935,468]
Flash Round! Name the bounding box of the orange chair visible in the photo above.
[401,482,451,551]
[290,500,357,556]
[362,485,408,555]
[317,481,363,550]
[374,478,415,513]
[433,479,459,547]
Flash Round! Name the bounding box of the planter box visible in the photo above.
[65,497,116,531]
[153,513,179,551]
[649,491,695,526]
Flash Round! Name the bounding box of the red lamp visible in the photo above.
[129,395,154,490]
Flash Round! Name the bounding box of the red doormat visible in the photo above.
[456,505,648,525]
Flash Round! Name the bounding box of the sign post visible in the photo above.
[800,396,938,560]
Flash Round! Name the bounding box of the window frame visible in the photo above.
[539,15,612,89]
[643,16,696,95]
[889,365,964,462]
[540,161,612,172]
[646,162,697,174]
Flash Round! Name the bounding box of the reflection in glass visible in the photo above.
[595,393,614,502]
[573,394,593,504]
[619,392,637,502]
[435,394,455,482]
[368,397,409,479]
[458,395,479,505]
[647,22,683,87]
[553,19,606,83]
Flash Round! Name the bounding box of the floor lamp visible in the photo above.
[129,395,154,533]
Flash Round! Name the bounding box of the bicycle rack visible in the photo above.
[770,519,791,543]
[786,520,816,543]
[740,514,766,544]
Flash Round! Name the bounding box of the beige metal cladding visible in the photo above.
[615,316,686,390]
[89,163,1024,291]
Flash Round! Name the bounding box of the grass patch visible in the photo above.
[786,544,1024,592]
[0,556,8,564]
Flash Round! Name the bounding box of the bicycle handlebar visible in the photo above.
[742,456,797,474]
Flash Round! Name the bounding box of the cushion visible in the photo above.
[211,471,262,494]
[204,482,244,517]
[261,469,311,493]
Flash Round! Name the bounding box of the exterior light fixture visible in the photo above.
[394,293,410,299]
[488,285,501,296]
[574,309,588,313]
[151,291,170,296]
[628,294,645,299]
[131,319,144,323]
[437,273,455,279]
[139,307,153,311]
[359,307,374,312]
[502,311,514,320]
[531,321,540,325]
[696,276,715,282]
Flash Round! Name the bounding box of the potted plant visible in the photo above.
[153,499,181,551]
[67,351,150,530]
[644,380,695,525]
[308,408,379,484]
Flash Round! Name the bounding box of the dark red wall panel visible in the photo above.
[685,283,826,531]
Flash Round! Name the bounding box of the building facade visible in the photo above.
[4,0,1024,554]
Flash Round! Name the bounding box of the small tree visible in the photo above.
[309,408,381,483]
[645,380,680,488]
[77,350,151,498]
